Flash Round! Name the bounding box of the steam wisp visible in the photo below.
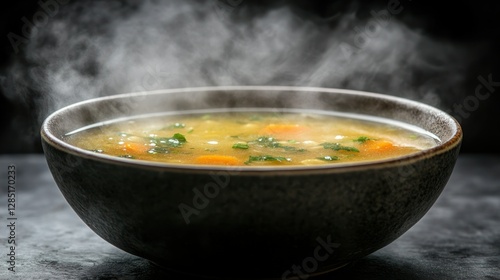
[1,0,474,151]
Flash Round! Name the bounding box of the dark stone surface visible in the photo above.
[0,154,499,279]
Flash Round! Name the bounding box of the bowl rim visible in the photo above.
[40,86,462,175]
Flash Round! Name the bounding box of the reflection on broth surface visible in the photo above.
[65,110,439,166]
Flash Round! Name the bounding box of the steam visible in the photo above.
[1,0,475,150]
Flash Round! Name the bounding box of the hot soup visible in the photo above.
[66,110,439,166]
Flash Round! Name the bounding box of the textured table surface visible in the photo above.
[0,154,499,280]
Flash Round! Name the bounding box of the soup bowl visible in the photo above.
[41,86,461,279]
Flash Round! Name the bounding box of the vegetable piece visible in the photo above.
[195,155,240,165]
[124,142,150,154]
[232,143,249,149]
[245,155,291,164]
[361,140,396,153]
[317,156,339,161]
[260,124,306,136]
[320,142,359,152]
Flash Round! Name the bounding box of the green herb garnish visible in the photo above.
[353,136,370,143]
[321,142,359,152]
[255,136,281,148]
[283,146,306,152]
[232,143,249,149]
[149,133,187,148]
[245,155,291,164]
[250,136,306,152]
[172,133,186,142]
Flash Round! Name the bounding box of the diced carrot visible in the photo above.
[260,124,306,136]
[124,142,150,154]
[194,155,241,165]
[361,140,397,153]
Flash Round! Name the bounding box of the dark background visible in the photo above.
[1,0,499,154]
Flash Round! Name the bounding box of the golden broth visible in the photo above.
[65,110,439,166]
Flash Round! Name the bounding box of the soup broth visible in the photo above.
[66,110,439,166]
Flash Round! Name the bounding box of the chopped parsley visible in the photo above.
[249,136,306,152]
[245,155,291,164]
[321,142,359,152]
[282,146,306,152]
[353,136,371,143]
[172,133,187,142]
[254,136,281,148]
[232,143,249,149]
[149,133,187,148]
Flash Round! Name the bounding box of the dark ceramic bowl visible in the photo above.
[41,86,461,279]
